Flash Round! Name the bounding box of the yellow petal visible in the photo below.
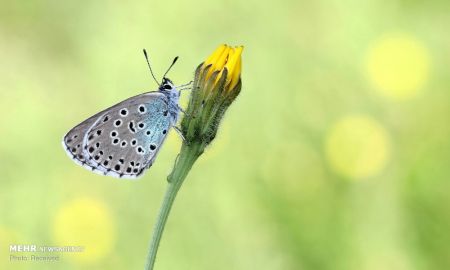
[225,46,243,90]
[215,48,235,86]
[213,46,230,72]
[204,44,227,67]
[230,56,241,90]
[207,46,230,82]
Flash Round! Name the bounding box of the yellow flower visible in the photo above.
[181,44,244,146]
[202,44,243,91]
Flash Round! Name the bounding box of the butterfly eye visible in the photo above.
[164,84,172,90]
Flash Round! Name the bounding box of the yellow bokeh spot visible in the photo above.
[366,33,430,100]
[53,198,115,264]
[325,115,390,179]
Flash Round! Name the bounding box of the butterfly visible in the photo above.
[62,50,190,179]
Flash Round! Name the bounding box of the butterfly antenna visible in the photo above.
[143,49,160,86]
[162,56,179,79]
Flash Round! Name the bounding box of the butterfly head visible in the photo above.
[159,77,180,102]
[159,77,175,91]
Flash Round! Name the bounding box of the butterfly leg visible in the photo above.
[178,105,195,119]
[173,126,187,143]
[177,81,193,90]
[178,105,187,114]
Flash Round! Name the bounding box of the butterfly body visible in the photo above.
[62,78,181,179]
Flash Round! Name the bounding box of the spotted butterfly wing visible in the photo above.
[62,92,172,179]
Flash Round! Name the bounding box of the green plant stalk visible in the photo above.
[144,46,242,270]
[144,141,204,270]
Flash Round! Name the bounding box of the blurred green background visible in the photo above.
[1,0,449,269]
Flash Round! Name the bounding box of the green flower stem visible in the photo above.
[144,142,204,270]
